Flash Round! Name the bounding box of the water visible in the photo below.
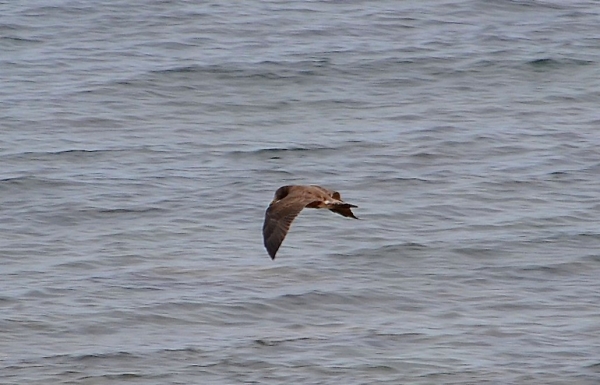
[2,1,600,383]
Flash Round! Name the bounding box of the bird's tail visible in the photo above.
[327,202,359,219]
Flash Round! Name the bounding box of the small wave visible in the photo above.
[161,346,204,354]
[254,337,315,347]
[54,261,99,271]
[0,175,72,189]
[67,206,168,222]
[0,148,134,163]
[477,257,593,278]
[229,146,335,158]
[38,350,139,363]
[88,373,143,380]
[577,232,600,240]
[253,146,331,154]
[353,242,428,255]
[586,362,600,371]
[94,207,166,215]
[368,331,427,343]
[516,262,588,276]
[269,289,384,310]
[153,65,204,75]
[151,65,300,80]
[151,61,325,82]
[227,140,373,160]
[581,254,600,264]
[451,246,504,258]
[1,36,43,44]
[72,351,138,362]
[527,58,594,69]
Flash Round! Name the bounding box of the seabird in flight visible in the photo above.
[262,185,358,260]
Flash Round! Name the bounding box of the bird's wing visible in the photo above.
[263,194,316,260]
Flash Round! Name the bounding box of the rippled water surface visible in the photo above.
[2,1,600,384]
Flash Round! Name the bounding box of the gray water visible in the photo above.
[2,1,600,384]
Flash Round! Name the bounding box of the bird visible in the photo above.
[262,185,358,260]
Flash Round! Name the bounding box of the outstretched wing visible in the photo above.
[263,195,315,260]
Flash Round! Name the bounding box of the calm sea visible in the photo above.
[2,1,600,384]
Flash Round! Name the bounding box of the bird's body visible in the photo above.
[262,185,358,259]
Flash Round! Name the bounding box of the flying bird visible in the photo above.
[263,185,358,260]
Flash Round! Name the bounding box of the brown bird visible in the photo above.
[263,185,358,260]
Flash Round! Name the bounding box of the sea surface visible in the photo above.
[2,1,600,384]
